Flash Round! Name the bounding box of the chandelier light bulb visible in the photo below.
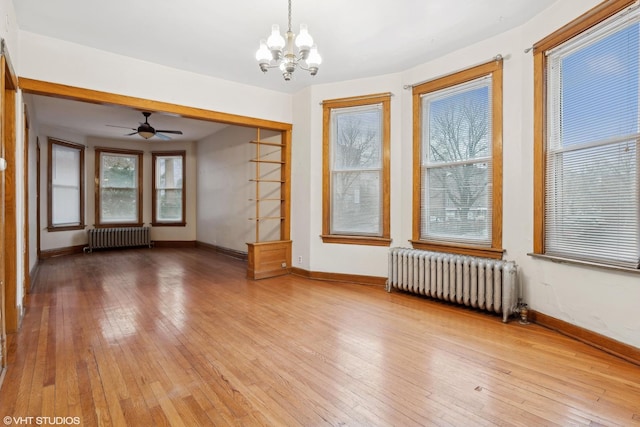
[295,24,313,51]
[256,40,271,62]
[267,24,285,51]
[307,45,322,67]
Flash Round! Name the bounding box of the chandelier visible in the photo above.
[255,0,322,81]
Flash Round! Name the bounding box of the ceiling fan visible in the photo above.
[107,111,183,140]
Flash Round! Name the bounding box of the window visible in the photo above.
[321,93,391,246]
[412,60,503,259]
[95,148,143,226]
[152,151,185,226]
[534,1,640,269]
[47,138,85,231]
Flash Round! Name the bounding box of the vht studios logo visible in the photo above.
[3,416,81,425]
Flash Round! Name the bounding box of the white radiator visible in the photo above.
[84,227,152,253]
[386,248,519,322]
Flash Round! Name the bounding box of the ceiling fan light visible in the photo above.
[138,130,154,139]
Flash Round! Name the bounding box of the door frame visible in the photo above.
[19,78,293,270]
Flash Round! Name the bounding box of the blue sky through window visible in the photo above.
[561,22,639,146]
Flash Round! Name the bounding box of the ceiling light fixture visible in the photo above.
[255,0,322,81]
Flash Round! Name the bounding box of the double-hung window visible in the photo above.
[321,93,391,246]
[47,138,85,231]
[534,1,640,269]
[95,148,143,226]
[412,61,503,259]
[152,151,185,226]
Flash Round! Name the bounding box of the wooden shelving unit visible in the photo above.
[247,129,291,279]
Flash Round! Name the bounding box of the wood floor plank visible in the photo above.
[0,248,639,426]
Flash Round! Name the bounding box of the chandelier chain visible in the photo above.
[287,0,292,32]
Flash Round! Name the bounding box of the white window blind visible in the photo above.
[155,155,183,222]
[546,7,640,268]
[51,143,81,226]
[330,104,383,236]
[100,152,139,223]
[421,77,492,246]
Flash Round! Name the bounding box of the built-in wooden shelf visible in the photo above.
[250,159,285,164]
[250,140,284,147]
[249,216,285,221]
[249,179,285,183]
[248,129,289,280]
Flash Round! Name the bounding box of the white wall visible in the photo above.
[18,31,293,126]
[38,132,197,251]
[196,126,254,252]
[292,74,405,277]
[292,0,640,349]
[196,126,281,253]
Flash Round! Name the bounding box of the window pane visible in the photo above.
[101,154,137,188]
[328,103,384,237]
[101,188,137,222]
[100,152,139,224]
[423,82,490,165]
[546,141,639,267]
[331,171,381,235]
[422,163,491,244]
[52,186,80,225]
[545,11,640,267]
[421,77,493,246]
[157,189,183,221]
[157,156,183,189]
[51,143,81,226]
[154,154,184,223]
[332,106,382,170]
[552,22,639,149]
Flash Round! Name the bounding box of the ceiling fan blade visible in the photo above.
[106,124,136,130]
[155,132,172,141]
[126,131,138,136]
[155,130,183,135]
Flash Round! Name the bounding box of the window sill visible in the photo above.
[151,222,186,227]
[47,224,86,232]
[410,240,504,260]
[527,253,640,274]
[320,235,392,247]
[95,223,144,228]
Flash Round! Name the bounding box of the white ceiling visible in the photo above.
[14,0,558,141]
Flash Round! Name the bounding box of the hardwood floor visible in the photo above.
[1,248,639,426]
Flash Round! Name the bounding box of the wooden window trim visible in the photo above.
[532,0,634,255]
[94,147,144,227]
[411,59,504,259]
[321,92,391,246]
[46,138,85,232]
[151,150,186,227]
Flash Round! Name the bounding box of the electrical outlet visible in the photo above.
[298,256,303,264]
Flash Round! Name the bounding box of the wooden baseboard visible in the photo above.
[290,267,386,286]
[196,241,248,261]
[39,245,85,259]
[29,263,40,291]
[531,310,640,367]
[153,240,196,248]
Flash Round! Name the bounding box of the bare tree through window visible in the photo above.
[422,82,492,242]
